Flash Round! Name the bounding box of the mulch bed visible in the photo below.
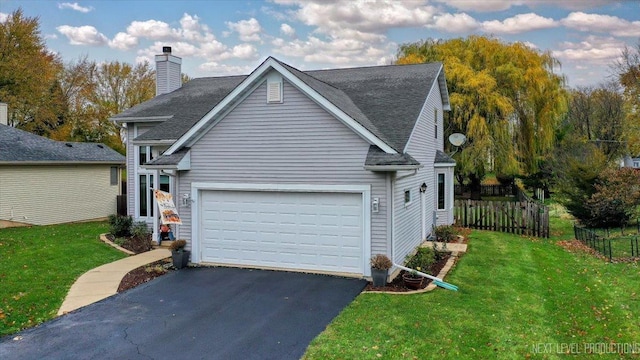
[117,259,173,293]
[364,254,452,292]
[104,233,173,293]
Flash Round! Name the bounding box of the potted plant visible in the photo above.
[402,268,423,290]
[370,254,392,287]
[169,239,190,269]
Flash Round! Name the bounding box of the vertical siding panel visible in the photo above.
[179,80,387,256]
[393,80,446,264]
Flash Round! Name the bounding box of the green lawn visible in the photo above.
[0,222,126,336]
[304,210,640,359]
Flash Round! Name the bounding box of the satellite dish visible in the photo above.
[448,133,467,147]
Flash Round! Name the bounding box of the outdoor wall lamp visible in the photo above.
[182,193,194,206]
[419,183,427,193]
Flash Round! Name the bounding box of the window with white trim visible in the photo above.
[136,145,171,218]
[437,173,446,210]
[404,189,411,205]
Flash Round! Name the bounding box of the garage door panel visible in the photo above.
[199,190,364,275]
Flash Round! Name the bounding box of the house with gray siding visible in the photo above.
[0,120,125,227]
[112,48,454,279]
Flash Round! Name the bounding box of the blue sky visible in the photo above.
[1,0,639,87]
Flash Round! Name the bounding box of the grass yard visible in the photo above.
[304,210,640,359]
[0,222,126,337]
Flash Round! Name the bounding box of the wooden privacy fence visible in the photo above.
[454,184,517,197]
[454,199,549,238]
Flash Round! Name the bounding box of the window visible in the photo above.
[437,173,445,210]
[138,174,170,218]
[136,143,171,218]
[404,189,411,205]
[110,166,118,186]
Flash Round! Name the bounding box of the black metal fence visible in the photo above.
[574,224,640,261]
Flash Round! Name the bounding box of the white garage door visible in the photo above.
[199,190,364,275]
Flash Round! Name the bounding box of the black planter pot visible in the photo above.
[171,250,190,269]
[371,268,388,287]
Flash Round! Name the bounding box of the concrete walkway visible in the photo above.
[58,249,171,315]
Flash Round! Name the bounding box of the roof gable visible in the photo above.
[112,57,449,158]
[0,124,125,164]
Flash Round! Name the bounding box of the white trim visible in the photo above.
[190,182,372,276]
[364,164,423,171]
[111,115,173,124]
[434,162,456,168]
[131,139,176,146]
[166,57,397,156]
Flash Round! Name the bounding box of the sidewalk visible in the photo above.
[57,249,171,315]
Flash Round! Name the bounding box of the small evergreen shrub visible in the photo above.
[131,221,150,239]
[108,214,133,237]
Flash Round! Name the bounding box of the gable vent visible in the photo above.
[267,80,283,103]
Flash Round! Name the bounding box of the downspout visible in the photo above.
[152,170,160,245]
[394,263,458,291]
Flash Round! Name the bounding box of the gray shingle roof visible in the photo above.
[365,146,420,167]
[0,124,125,164]
[306,62,443,152]
[435,150,456,164]
[144,147,189,166]
[111,58,445,153]
[113,76,246,142]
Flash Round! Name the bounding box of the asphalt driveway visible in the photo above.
[0,267,366,360]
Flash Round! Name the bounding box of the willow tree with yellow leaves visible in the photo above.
[397,36,568,198]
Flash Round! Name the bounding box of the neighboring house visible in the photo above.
[621,155,640,169]
[0,120,125,228]
[112,47,455,278]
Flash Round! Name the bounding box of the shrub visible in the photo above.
[170,239,187,252]
[405,247,435,270]
[435,225,456,242]
[131,221,150,239]
[108,214,132,237]
[370,254,392,270]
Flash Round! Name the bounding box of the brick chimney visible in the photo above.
[155,46,182,96]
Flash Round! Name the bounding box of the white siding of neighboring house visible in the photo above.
[392,76,446,265]
[0,164,120,226]
[177,78,388,256]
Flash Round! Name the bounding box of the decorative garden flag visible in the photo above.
[154,189,182,224]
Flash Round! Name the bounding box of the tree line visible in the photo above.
[0,9,156,154]
[4,9,640,228]
[396,35,640,229]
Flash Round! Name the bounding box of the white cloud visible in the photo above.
[57,2,93,13]
[57,25,108,46]
[435,0,612,12]
[561,12,640,37]
[552,35,625,64]
[109,32,138,50]
[431,13,480,33]
[280,23,296,37]
[0,12,8,23]
[279,0,437,34]
[482,13,558,34]
[126,19,178,40]
[44,33,59,40]
[271,35,394,66]
[226,18,262,42]
[198,61,254,75]
[230,44,258,59]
